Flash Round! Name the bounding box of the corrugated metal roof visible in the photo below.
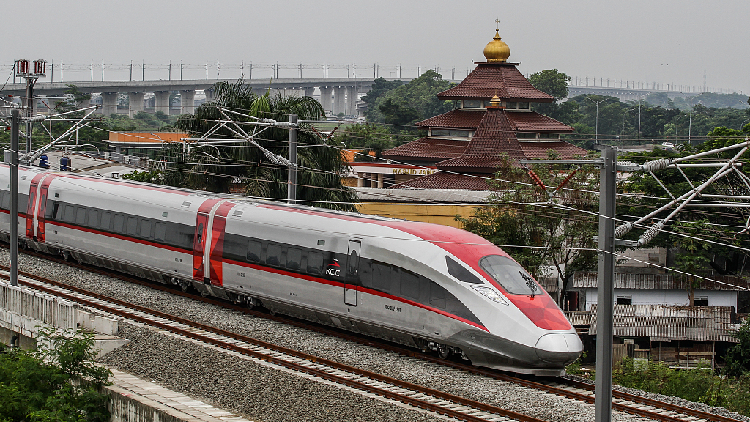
[579,305,739,342]
[572,271,750,291]
[353,187,492,203]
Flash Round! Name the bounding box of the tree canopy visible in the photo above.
[0,328,111,422]
[365,70,456,127]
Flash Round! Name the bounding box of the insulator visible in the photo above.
[641,158,671,172]
[614,222,633,238]
[638,221,665,247]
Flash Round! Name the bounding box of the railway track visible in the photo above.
[2,248,746,422]
[3,269,544,422]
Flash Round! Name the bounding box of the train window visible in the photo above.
[113,214,125,234]
[75,207,87,226]
[247,240,262,263]
[140,219,153,239]
[126,216,139,236]
[165,224,192,250]
[100,212,112,231]
[0,191,7,210]
[479,255,540,296]
[446,256,483,284]
[358,259,373,287]
[266,243,284,267]
[371,263,395,295]
[46,200,58,219]
[62,204,76,223]
[87,209,100,228]
[307,250,323,274]
[287,248,302,271]
[154,223,167,242]
[18,194,28,212]
[347,250,359,276]
[430,282,447,310]
[400,271,420,302]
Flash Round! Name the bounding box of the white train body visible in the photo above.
[0,166,582,375]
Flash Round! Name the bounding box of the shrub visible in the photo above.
[0,327,111,421]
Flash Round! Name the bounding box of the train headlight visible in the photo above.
[471,285,509,306]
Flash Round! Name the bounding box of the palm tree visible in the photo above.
[174,80,357,211]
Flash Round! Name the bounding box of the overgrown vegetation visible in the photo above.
[0,327,111,421]
[613,358,750,416]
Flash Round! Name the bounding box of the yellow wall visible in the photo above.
[356,203,481,228]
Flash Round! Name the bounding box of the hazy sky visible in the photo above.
[2,0,749,96]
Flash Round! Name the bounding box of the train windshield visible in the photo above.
[479,255,540,296]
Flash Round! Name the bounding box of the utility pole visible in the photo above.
[522,147,619,422]
[9,109,19,287]
[15,59,46,154]
[588,96,604,144]
[595,146,617,422]
[287,114,298,204]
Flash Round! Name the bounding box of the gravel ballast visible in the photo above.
[3,249,748,422]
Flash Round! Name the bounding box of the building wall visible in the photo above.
[582,288,738,311]
[356,203,480,228]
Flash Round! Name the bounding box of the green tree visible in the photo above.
[724,318,750,377]
[334,122,397,160]
[0,327,111,422]
[361,78,405,122]
[175,80,358,210]
[457,154,598,307]
[368,70,455,126]
[528,69,570,100]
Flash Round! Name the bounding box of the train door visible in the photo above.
[344,239,361,306]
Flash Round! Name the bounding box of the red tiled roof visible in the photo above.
[438,63,555,102]
[416,109,485,128]
[506,112,574,132]
[391,172,492,190]
[436,108,525,170]
[382,138,468,161]
[519,141,588,159]
[416,109,573,133]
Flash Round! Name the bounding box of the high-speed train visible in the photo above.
[0,165,582,375]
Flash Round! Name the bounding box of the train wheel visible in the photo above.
[437,343,451,359]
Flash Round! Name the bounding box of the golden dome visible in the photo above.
[488,94,502,108]
[483,30,510,63]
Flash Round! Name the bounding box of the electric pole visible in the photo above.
[287,114,298,204]
[15,59,46,154]
[9,109,19,286]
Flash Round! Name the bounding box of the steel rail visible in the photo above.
[1,248,745,422]
[2,270,540,422]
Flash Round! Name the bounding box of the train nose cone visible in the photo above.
[535,333,583,364]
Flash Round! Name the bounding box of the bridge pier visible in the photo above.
[180,90,195,114]
[154,91,170,115]
[128,92,145,117]
[346,86,357,116]
[204,88,215,103]
[304,87,315,98]
[333,86,345,116]
[319,86,333,116]
[101,92,118,116]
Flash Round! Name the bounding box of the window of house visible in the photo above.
[462,100,482,109]
[516,132,537,139]
[694,297,709,306]
[616,296,632,305]
[431,129,472,139]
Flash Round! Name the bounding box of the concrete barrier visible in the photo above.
[0,280,125,355]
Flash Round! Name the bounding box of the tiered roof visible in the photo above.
[437,64,556,102]
[382,28,588,190]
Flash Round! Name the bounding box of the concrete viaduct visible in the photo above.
[1,78,385,117]
[3,78,707,118]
